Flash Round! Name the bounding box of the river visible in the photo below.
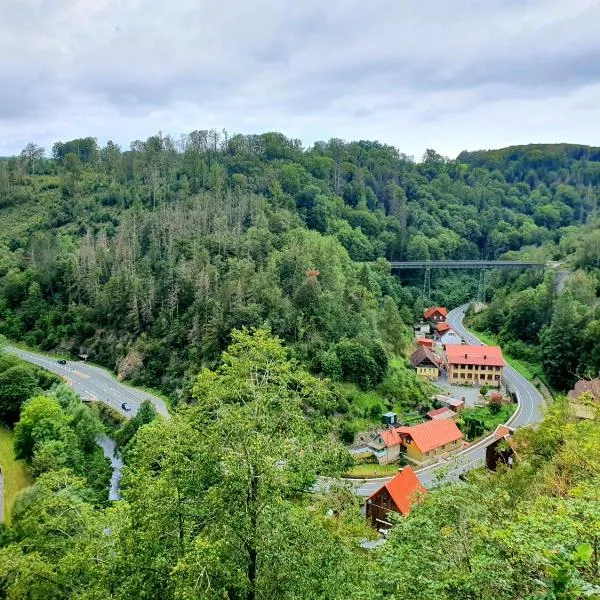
[96,435,123,501]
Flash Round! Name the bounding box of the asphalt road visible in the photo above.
[353,303,545,496]
[5,346,169,419]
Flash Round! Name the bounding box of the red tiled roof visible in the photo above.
[423,306,448,320]
[446,345,504,367]
[427,407,454,420]
[493,425,514,440]
[396,419,463,454]
[368,466,426,515]
[435,322,451,333]
[380,429,401,448]
[417,337,433,347]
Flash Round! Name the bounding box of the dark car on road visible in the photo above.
[57,359,67,365]
[121,402,131,411]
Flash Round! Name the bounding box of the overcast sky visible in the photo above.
[2,0,600,159]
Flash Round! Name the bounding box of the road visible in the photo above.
[353,303,545,496]
[4,346,169,419]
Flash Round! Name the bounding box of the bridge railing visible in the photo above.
[389,260,544,269]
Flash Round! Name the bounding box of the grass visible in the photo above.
[344,462,401,478]
[462,403,515,436]
[0,426,32,524]
[469,330,542,382]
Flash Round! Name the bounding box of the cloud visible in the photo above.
[1,0,600,157]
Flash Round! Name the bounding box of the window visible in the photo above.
[467,364,473,370]
[488,374,493,380]
[452,439,457,445]
[495,375,500,381]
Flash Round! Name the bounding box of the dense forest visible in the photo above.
[1,136,599,400]
[1,135,600,598]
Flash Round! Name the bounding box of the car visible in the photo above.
[57,359,67,365]
[121,402,131,411]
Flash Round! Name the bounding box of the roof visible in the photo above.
[446,345,504,367]
[424,306,448,320]
[395,419,463,453]
[382,411,397,418]
[410,346,440,368]
[367,466,426,515]
[435,322,451,333]
[380,429,401,448]
[426,407,455,420]
[437,395,464,407]
[417,337,433,347]
[440,330,462,344]
[568,378,600,402]
[493,424,515,440]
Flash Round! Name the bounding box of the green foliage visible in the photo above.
[0,364,38,425]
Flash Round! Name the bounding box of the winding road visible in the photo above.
[4,304,545,498]
[4,346,169,418]
[353,303,545,496]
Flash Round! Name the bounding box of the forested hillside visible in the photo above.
[2,135,599,401]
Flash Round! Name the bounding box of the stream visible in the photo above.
[96,435,123,501]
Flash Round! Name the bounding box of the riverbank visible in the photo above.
[0,427,32,524]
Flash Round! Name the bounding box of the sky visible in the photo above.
[2,0,600,159]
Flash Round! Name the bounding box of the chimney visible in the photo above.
[484,354,487,359]
[464,353,468,359]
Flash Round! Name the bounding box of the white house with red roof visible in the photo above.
[423,306,448,322]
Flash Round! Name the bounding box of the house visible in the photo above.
[439,330,463,346]
[436,394,465,413]
[410,347,441,380]
[414,323,432,336]
[423,306,448,322]
[395,419,464,464]
[486,425,516,470]
[446,345,504,385]
[435,321,451,335]
[417,337,434,349]
[426,407,455,420]
[370,428,402,464]
[366,466,426,531]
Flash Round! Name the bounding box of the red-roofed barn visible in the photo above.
[366,466,426,531]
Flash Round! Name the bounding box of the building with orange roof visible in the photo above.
[366,466,426,531]
[435,321,451,334]
[395,419,464,463]
[417,337,434,349]
[426,406,455,420]
[410,346,441,380]
[423,306,447,322]
[486,425,517,470]
[446,344,504,385]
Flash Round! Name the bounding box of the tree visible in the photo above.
[379,296,409,354]
[540,292,585,389]
[19,143,45,175]
[0,365,38,425]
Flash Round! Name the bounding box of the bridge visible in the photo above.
[389,260,544,302]
[389,260,544,270]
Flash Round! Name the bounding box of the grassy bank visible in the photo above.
[344,463,400,478]
[468,330,543,382]
[0,427,32,524]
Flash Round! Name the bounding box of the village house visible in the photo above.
[410,346,441,380]
[486,425,517,471]
[439,329,463,346]
[436,394,465,413]
[426,406,455,420]
[423,306,448,322]
[434,321,451,336]
[446,345,504,385]
[365,466,426,532]
[417,337,434,349]
[395,419,464,464]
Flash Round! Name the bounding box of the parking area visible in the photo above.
[435,369,501,408]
